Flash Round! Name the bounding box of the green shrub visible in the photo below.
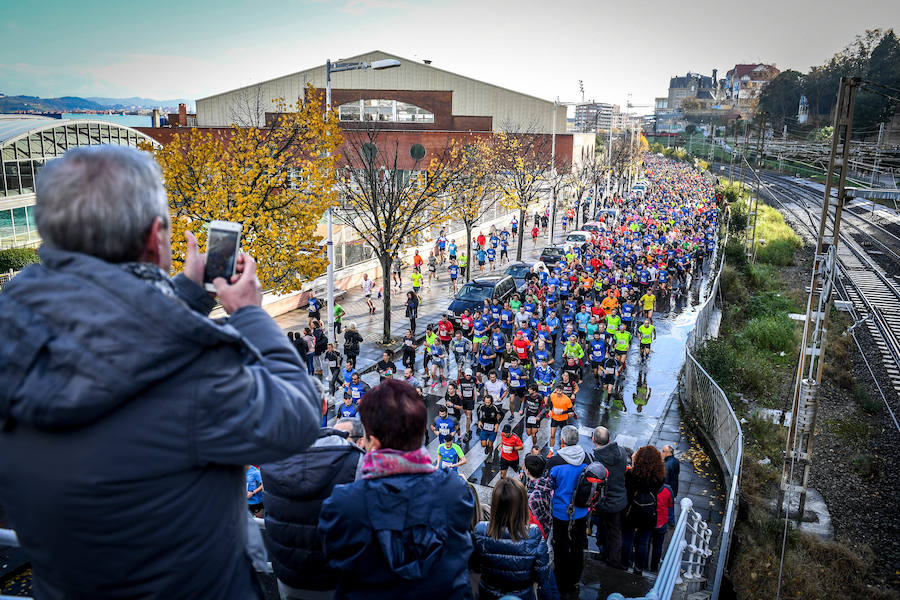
[741,314,797,354]
[854,384,881,415]
[694,337,739,391]
[746,291,796,319]
[724,238,748,271]
[0,247,40,272]
[746,263,777,290]
[720,264,748,306]
[728,204,748,237]
[756,238,798,266]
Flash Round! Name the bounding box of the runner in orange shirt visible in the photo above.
[548,389,577,448]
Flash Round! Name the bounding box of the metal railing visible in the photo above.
[608,497,713,600]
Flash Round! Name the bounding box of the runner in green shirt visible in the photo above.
[613,324,631,370]
[333,303,345,336]
[410,269,423,292]
[638,318,656,361]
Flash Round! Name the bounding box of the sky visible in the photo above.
[1,0,898,113]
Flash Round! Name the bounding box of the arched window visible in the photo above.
[337,99,434,124]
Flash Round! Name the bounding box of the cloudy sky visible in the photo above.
[1,0,897,111]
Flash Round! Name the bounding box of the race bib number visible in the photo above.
[439,424,450,435]
[352,389,361,399]
[501,445,513,454]
[527,416,537,426]
[483,423,495,432]
[538,384,548,392]
[605,367,615,375]
[328,360,337,368]
[553,407,564,415]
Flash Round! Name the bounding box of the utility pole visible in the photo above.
[745,112,766,261]
[779,124,787,172]
[778,77,859,520]
[871,121,885,186]
[604,125,613,209]
[729,119,739,185]
[738,122,749,185]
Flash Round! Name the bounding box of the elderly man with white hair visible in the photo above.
[0,145,322,599]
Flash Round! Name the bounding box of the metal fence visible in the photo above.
[679,222,743,600]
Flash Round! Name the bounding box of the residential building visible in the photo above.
[574,102,618,132]
[725,64,780,106]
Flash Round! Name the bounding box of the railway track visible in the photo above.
[742,170,900,421]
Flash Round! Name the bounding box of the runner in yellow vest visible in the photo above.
[605,310,621,343]
[638,318,656,361]
[613,323,631,370]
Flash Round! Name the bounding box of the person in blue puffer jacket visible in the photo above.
[471,477,555,600]
[319,380,474,599]
[546,425,591,600]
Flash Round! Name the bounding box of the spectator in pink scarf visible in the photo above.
[319,380,475,599]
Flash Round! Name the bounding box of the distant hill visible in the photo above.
[0,95,195,113]
[85,97,195,111]
[0,95,107,112]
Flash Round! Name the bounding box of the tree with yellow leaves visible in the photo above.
[335,126,465,344]
[148,85,342,294]
[447,138,498,281]
[489,128,553,261]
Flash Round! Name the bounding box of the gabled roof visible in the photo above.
[196,50,555,106]
[727,64,777,80]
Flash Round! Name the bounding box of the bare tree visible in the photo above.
[335,125,465,344]
[447,139,499,281]
[228,84,267,127]
[490,126,553,261]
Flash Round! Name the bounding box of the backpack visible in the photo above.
[314,329,328,354]
[571,462,609,512]
[625,485,658,529]
[567,462,609,536]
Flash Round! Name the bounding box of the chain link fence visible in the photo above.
[680,218,743,599]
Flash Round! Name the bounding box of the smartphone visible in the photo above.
[203,220,242,292]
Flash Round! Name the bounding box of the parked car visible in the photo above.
[504,261,539,292]
[539,245,566,266]
[562,231,592,252]
[447,275,516,323]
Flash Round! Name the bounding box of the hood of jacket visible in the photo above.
[558,443,586,465]
[593,441,626,467]
[0,246,244,430]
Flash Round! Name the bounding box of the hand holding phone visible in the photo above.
[213,252,263,314]
[204,221,242,293]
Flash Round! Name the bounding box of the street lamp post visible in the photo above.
[324,57,401,343]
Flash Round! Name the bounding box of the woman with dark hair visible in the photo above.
[405,291,419,335]
[622,445,666,574]
[471,477,552,600]
[319,380,474,599]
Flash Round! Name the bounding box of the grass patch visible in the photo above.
[854,384,882,415]
[826,415,869,445]
[745,263,779,291]
[731,504,891,600]
[756,238,798,266]
[720,264,749,306]
[741,314,798,354]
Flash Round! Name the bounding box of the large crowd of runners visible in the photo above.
[311,156,720,467]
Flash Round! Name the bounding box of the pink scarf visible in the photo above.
[361,447,436,480]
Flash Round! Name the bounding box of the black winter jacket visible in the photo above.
[471,521,551,600]
[261,429,363,590]
[592,442,630,513]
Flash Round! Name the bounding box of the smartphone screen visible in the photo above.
[204,227,240,287]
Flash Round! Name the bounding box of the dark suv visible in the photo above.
[539,245,566,266]
[447,274,516,322]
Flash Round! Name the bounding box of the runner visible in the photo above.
[638,317,657,361]
[521,384,548,452]
[548,388,576,448]
[640,287,657,319]
[448,259,460,292]
[451,330,472,371]
[456,368,478,442]
[436,434,466,472]
[506,356,527,413]
[429,336,447,388]
[600,354,618,408]
[431,405,459,444]
[477,395,505,463]
[498,424,524,479]
[361,273,376,315]
[410,268,423,294]
[613,323,632,373]
[427,251,438,287]
[391,254,402,289]
[588,330,607,388]
[337,393,359,418]
[307,290,322,329]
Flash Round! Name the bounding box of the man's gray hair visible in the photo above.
[35,145,169,263]
[592,426,610,446]
[561,425,579,447]
[335,417,365,441]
